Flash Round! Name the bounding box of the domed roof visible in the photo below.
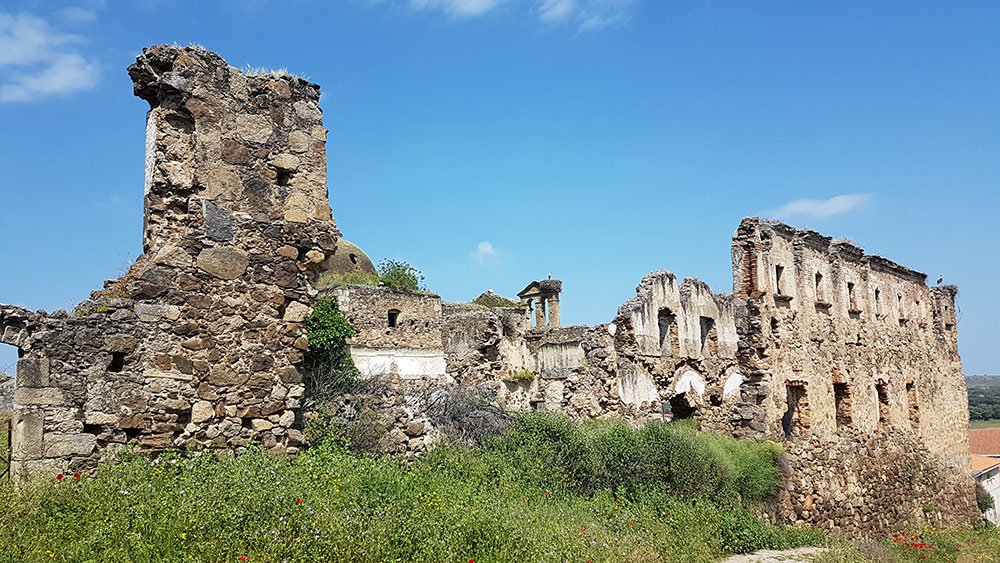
[320,239,376,275]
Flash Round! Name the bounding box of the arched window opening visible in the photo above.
[657,307,678,355]
[349,253,358,265]
[387,309,401,328]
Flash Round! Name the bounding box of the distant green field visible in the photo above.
[970,419,1000,429]
[967,375,1000,422]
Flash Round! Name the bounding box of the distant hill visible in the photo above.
[967,375,1000,421]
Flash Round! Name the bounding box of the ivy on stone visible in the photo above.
[304,297,359,399]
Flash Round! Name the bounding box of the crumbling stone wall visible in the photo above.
[1,45,344,477]
[0,44,976,537]
[732,218,978,532]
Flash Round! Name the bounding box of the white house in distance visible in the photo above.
[969,428,1000,524]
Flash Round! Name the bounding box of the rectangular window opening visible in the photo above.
[782,381,809,438]
[699,316,718,357]
[834,382,852,430]
[774,265,785,296]
[876,381,890,426]
[657,307,679,355]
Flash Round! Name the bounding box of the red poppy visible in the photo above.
[468,559,475,563]
[73,472,81,480]
[629,520,634,526]
[580,525,588,533]
[543,491,549,497]
[56,473,64,481]
[239,557,247,562]
[615,499,621,505]
[295,498,303,505]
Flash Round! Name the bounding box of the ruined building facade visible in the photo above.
[0,46,978,536]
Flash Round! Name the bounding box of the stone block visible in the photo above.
[13,387,63,406]
[203,200,235,242]
[43,432,97,458]
[12,411,44,459]
[135,303,181,322]
[197,247,249,280]
[105,334,139,353]
[191,400,215,423]
[283,301,311,322]
[16,357,50,388]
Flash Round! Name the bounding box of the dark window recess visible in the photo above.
[387,309,401,328]
[847,282,857,309]
[774,265,785,295]
[108,352,126,372]
[834,383,852,429]
[349,253,358,265]
[782,382,809,438]
[669,394,696,420]
[657,307,678,354]
[699,316,717,356]
[874,288,882,315]
[276,169,294,186]
[876,381,890,425]
[814,272,824,299]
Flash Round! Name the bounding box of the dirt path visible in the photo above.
[721,547,830,562]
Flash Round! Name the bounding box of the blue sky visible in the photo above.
[0,0,998,375]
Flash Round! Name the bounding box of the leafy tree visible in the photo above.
[378,259,425,292]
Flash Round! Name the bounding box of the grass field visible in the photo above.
[970,419,1000,429]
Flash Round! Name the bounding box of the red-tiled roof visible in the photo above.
[972,455,1000,474]
[969,428,1000,456]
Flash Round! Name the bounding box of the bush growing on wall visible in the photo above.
[378,259,425,292]
[303,297,358,400]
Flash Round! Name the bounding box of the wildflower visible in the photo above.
[239,557,247,562]
[56,473,64,481]
[629,520,635,526]
[73,472,81,479]
[468,559,475,563]
[543,491,550,497]
[580,524,588,533]
[616,499,621,506]
[295,498,303,505]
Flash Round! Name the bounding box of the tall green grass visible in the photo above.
[0,413,822,562]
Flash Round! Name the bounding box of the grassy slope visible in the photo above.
[0,413,996,562]
[0,415,823,562]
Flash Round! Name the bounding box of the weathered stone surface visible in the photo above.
[135,304,181,322]
[13,387,63,405]
[282,301,311,323]
[44,433,97,457]
[15,357,49,388]
[196,247,249,280]
[203,200,235,242]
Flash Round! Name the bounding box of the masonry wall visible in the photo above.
[732,218,977,533]
[1,45,343,477]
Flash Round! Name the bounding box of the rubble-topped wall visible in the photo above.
[1,45,344,478]
[732,217,977,533]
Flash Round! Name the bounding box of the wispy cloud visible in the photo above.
[409,0,504,18]
[472,241,500,265]
[770,194,873,220]
[0,10,101,103]
[383,0,637,31]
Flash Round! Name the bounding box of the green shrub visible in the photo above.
[378,259,425,292]
[304,297,359,399]
[503,369,536,382]
[0,414,819,562]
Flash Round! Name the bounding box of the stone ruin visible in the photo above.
[0,45,979,536]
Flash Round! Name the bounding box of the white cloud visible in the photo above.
[575,0,635,32]
[472,241,499,265]
[538,0,576,23]
[770,194,873,220]
[59,7,98,25]
[410,0,504,17]
[382,0,637,30]
[0,11,100,103]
